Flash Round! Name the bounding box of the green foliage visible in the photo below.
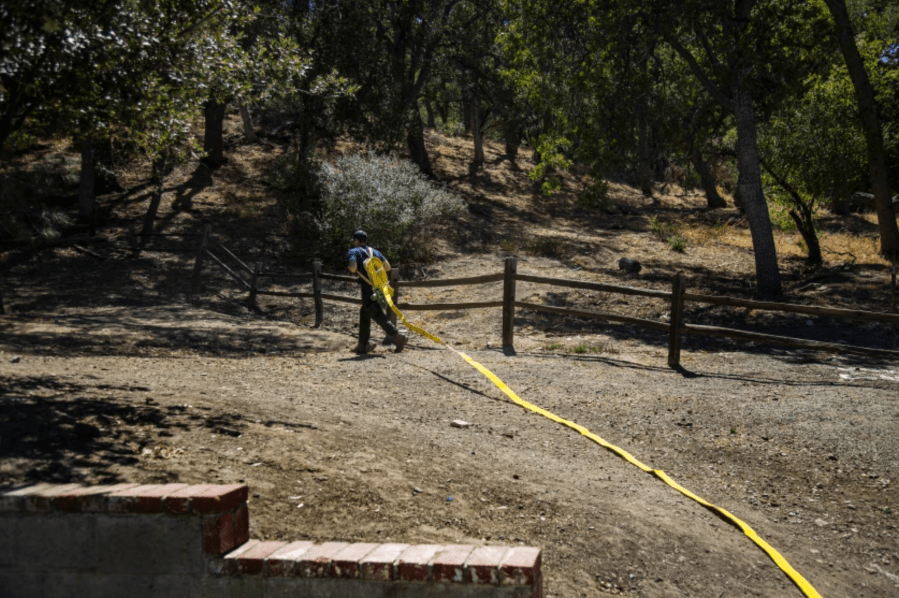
[267,154,323,214]
[528,134,572,195]
[649,215,672,240]
[578,180,610,210]
[667,234,687,253]
[0,154,80,243]
[278,152,463,266]
[650,215,687,252]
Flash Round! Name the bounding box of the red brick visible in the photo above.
[265,541,315,577]
[331,543,378,578]
[360,543,409,581]
[163,484,215,515]
[52,483,140,513]
[397,544,442,581]
[190,484,248,514]
[466,546,509,584]
[133,483,190,513]
[106,484,168,513]
[203,511,236,555]
[296,542,349,578]
[163,484,213,515]
[500,547,542,586]
[233,503,249,546]
[432,545,475,583]
[0,483,58,512]
[212,539,260,575]
[22,484,82,513]
[236,540,287,575]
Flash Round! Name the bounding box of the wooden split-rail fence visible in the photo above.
[184,224,899,366]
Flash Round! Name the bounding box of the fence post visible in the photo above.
[502,257,517,352]
[668,272,686,368]
[892,259,897,349]
[190,223,212,299]
[388,268,400,327]
[312,260,323,328]
[247,262,260,309]
[128,225,138,256]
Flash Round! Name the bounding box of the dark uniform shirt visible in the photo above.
[347,245,387,296]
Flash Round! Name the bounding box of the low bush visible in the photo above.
[274,152,463,266]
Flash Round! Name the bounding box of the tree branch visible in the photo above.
[664,33,733,113]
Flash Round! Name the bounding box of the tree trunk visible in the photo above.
[760,157,822,264]
[470,86,485,168]
[690,151,726,208]
[142,155,168,235]
[424,97,436,128]
[406,102,432,176]
[824,0,899,258]
[504,122,519,163]
[462,92,472,134]
[203,98,226,166]
[788,209,823,264]
[438,101,450,128]
[240,104,257,143]
[637,95,653,197]
[298,96,319,163]
[733,85,782,296]
[78,138,96,220]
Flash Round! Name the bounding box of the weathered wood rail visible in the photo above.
[186,232,899,365]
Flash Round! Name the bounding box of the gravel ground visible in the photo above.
[2,272,898,598]
[2,126,898,598]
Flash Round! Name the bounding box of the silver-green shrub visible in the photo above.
[313,152,462,264]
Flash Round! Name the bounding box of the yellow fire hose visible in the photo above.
[364,258,822,598]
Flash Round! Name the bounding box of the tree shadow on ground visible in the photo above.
[0,305,345,358]
[0,375,200,485]
[514,347,897,391]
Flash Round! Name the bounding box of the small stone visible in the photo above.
[618,257,642,274]
[218,426,241,437]
[814,519,829,527]
[451,420,472,428]
[513,474,520,480]
[10,355,21,363]
[413,487,423,494]
[74,423,102,438]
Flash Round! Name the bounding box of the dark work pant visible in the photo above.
[359,288,398,345]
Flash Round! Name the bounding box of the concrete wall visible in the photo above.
[0,483,542,598]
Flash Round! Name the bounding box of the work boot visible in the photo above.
[393,333,407,354]
[381,335,394,345]
[352,342,375,354]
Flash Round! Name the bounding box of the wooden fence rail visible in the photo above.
[189,239,899,364]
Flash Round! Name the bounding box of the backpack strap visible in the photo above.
[356,247,375,286]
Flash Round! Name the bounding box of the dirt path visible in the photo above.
[2,126,898,598]
[2,299,898,598]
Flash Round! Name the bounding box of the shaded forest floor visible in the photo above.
[1,118,899,598]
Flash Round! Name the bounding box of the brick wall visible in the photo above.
[0,483,542,598]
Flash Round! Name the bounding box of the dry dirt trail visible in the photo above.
[2,127,898,598]
[2,290,898,598]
